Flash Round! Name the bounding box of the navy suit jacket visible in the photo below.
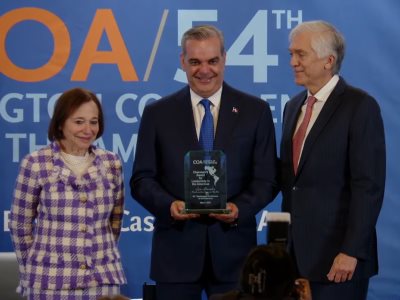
[280,77,386,281]
[130,82,278,282]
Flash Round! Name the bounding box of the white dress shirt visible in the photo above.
[190,87,222,139]
[294,75,340,156]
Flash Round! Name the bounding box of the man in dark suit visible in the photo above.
[280,20,386,300]
[130,25,278,300]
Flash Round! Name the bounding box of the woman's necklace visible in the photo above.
[61,151,95,178]
[61,151,91,166]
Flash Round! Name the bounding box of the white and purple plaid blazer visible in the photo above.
[9,142,127,292]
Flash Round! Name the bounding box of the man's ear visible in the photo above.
[180,53,186,71]
[324,54,335,70]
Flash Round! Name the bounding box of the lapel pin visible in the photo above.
[232,107,239,113]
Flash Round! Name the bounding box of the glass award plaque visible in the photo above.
[182,150,230,214]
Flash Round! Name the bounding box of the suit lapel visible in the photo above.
[286,92,307,140]
[281,91,307,180]
[297,78,347,174]
[175,87,200,150]
[178,83,242,151]
[214,84,240,150]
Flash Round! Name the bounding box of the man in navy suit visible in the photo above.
[281,20,386,300]
[130,25,278,300]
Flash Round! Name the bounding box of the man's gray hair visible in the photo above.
[181,25,225,56]
[289,20,345,74]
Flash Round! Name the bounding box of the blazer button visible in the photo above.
[80,264,87,270]
[80,194,87,202]
[80,225,87,232]
[292,186,298,191]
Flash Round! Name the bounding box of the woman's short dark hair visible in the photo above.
[48,87,104,141]
[240,244,296,299]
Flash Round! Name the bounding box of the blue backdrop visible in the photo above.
[1,1,399,298]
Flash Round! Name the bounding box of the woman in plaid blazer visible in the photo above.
[9,88,126,299]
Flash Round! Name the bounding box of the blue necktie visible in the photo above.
[199,99,214,151]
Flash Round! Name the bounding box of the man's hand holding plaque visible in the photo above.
[171,200,200,220]
[209,202,239,224]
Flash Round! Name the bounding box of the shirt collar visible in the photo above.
[308,74,339,102]
[190,86,223,108]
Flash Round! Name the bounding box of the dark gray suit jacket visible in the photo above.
[130,82,278,282]
[280,77,386,281]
